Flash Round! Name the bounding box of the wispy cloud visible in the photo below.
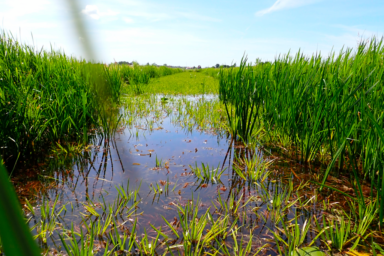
[321,24,384,49]
[82,5,118,20]
[333,24,382,38]
[255,0,319,16]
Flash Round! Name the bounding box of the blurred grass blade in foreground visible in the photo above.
[0,160,40,256]
[65,0,96,61]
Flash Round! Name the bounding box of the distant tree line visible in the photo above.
[212,63,236,68]
[117,60,272,69]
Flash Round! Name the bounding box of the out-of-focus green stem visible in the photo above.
[0,160,41,256]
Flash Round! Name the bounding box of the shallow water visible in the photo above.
[14,95,326,255]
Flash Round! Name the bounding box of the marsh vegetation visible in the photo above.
[1,34,384,256]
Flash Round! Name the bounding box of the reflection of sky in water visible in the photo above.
[33,96,233,229]
[24,95,321,254]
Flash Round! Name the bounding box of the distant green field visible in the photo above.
[146,71,219,95]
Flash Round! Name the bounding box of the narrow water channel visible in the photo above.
[14,95,326,255]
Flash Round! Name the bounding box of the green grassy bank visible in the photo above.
[0,33,183,167]
[144,71,218,95]
[217,38,384,224]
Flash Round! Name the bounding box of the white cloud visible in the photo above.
[1,0,50,17]
[82,5,118,20]
[82,5,100,19]
[123,17,134,24]
[255,0,319,16]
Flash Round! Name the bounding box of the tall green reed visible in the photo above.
[0,32,122,166]
[219,38,384,223]
[219,56,263,142]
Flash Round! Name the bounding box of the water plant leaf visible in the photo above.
[0,160,41,256]
[320,124,355,191]
[291,247,325,256]
[346,250,372,256]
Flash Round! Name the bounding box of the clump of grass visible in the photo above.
[155,155,163,167]
[115,180,141,202]
[190,162,226,184]
[0,32,123,167]
[60,223,115,256]
[315,200,378,252]
[316,214,352,252]
[31,195,67,244]
[150,182,164,194]
[218,38,384,224]
[135,227,161,255]
[109,218,136,253]
[219,56,263,142]
[233,148,272,183]
[270,213,323,256]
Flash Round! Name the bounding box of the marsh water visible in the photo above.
[13,95,330,255]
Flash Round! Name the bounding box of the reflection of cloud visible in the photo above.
[82,5,118,20]
[255,0,319,16]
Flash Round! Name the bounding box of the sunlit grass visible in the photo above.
[146,71,219,95]
[4,29,384,256]
[217,39,384,227]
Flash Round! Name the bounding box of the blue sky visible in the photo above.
[1,0,383,66]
